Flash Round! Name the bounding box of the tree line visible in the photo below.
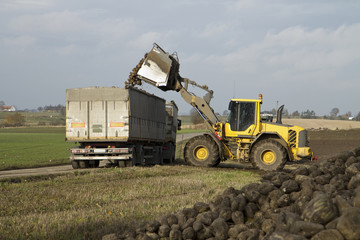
[190,107,360,124]
[0,102,66,127]
[37,104,65,115]
[286,107,358,121]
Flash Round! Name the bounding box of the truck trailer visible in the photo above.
[66,86,179,169]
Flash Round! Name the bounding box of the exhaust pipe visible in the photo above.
[276,105,284,124]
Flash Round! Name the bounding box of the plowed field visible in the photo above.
[309,128,360,160]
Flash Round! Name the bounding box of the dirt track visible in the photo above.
[0,165,75,179]
[1,121,360,179]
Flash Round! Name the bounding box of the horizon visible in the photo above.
[1,1,359,116]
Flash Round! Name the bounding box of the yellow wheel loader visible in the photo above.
[127,43,312,171]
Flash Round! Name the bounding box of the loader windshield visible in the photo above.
[228,101,256,131]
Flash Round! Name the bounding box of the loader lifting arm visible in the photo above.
[127,43,220,132]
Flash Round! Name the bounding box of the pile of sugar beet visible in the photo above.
[103,147,360,240]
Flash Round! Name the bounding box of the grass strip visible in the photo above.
[0,165,259,240]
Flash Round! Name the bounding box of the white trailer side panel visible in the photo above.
[66,86,165,142]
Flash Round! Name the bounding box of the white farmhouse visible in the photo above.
[0,106,16,112]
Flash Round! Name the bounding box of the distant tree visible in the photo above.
[60,107,65,116]
[223,110,229,116]
[345,111,352,118]
[355,112,360,121]
[301,109,316,119]
[5,113,25,127]
[283,109,289,118]
[291,111,300,118]
[339,111,352,120]
[41,104,65,113]
[0,101,5,106]
[190,108,203,125]
[330,107,340,119]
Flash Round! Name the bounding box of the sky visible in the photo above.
[1,0,359,116]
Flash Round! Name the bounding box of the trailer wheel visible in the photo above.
[184,135,220,167]
[79,160,89,169]
[250,139,287,171]
[134,145,145,166]
[89,160,100,168]
[163,142,175,164]
[72,160,79,169]
[171,146,176,163]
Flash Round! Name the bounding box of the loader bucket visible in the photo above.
[136,43,180,91]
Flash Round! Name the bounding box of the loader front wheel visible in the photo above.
[251,140,287,171]
[184,135,220,167]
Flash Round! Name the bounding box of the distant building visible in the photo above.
[0,106,16,112]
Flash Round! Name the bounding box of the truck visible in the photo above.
[127,43,313,171]
[65,86,179,169]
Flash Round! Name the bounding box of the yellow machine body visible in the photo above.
[219,97,312,162]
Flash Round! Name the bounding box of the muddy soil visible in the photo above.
[309,129,360,160]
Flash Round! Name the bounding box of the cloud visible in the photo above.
[0,0,53,11]
[129,31,176,49]
[2,35,36,47]
[56,44,80,56]
[230,0,256,9]
[128,32,162,49]
[213,23,360,74]
[7,10,136,55]
[263,24,360,70]
[200,24,229,38]
[9,10,96,34]
[8,9,135,38]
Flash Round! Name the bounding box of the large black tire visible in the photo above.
[134,145,144,166]
[71,160,79,169]
[79,160,89,169]
[184,135,220,167]
[163,142,175,164]
[250,139,287,171]
[89,160,100,168]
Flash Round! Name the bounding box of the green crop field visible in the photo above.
[0,127,74,170]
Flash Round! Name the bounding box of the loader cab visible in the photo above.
[224,96,262,138]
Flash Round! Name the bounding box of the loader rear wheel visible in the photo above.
[184,135,220,167]
[251,139,287,171]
